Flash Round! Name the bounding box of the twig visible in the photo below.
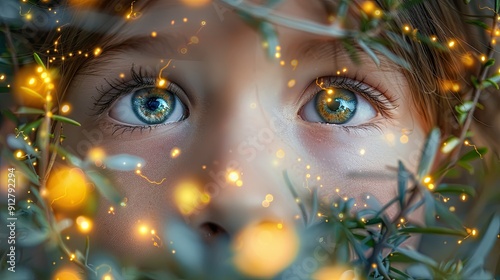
[440,15,498,180]
[365,181,422,276]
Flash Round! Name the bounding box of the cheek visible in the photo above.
[289,125,426,215]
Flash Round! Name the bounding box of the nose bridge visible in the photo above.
[194,104,299,234]
[184,56,301,236]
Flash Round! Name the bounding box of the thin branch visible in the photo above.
[440,15,499,180]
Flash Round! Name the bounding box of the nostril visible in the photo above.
[199,222,229,243]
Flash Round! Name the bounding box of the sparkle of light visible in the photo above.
[170,147,181,158]
[61,104,70,114]
[76,216,92,233]
[228,171,240,182]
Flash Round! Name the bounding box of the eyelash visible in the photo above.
[92,66,184,135]
[305,74,397,133]
[92,65,156,116]
[93,68,396,135]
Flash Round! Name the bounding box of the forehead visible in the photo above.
[107,0,331,37]
[82,0,347,70]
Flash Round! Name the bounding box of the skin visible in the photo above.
[61,0,426,270]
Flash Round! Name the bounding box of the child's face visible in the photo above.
[63,0,426,267]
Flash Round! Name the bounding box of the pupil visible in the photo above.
[146,98,161,111]
[327,99,341,112]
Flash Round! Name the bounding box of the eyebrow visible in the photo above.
[79,32,195,74]
[298,38,398,72]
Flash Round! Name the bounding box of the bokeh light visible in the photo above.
[313,265,359,280]
[232,222,299,278]
[52,267,83,280]
[181,0,211,8]
[47,167,89,210]
[174,181,211,215]
[76,216,92,233]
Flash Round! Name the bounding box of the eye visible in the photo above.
[109,83,188,125]
[300,77,378,126]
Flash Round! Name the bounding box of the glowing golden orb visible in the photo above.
[181,0,211,7]
[233,222,299,278]
[47,167,89,210]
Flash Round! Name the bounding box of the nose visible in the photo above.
[176,98,305,245]
[191,162,302,241]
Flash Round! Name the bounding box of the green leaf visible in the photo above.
[465,19,489,30]
[397,161,408,208]
[342,39,361,65]
[6,134,36,155]
[441,136,460,154]
[458,112,467,125]
[470,75,479,89]
[487,74,500,84]
[399,226,467,237]
[389,266,412,280]
[463,0,471,4]
[17,220,49,246]
[33,53,46,71]
[52,145,83,167]
[1,149,39,185]
[417,128,440,180]
[358,39,380,66]
[462,215,500,277]
[459,147,487,162]
[394,248,438,268]
[103,154,145,171]
[455,101,474,113]
[20,86,44,101]
[19,118,43,134]
[435,184,476,197]
[482,78,499,90]
[415,33,446,51]
[55,219,73,232]
[85,170,123,205]
[386,31,413,53]
[51,114,81,126]
[371,42,411,69]
[16,107,45,115]
[30,186,47,210]
[258,21,280,60]
[264,0,283,7]
[336,0,349,23]
[435,200,463,229]
[1,109,18,124]
[484,58,495,67]
[423,189,436,225]
[457,160,474,174]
